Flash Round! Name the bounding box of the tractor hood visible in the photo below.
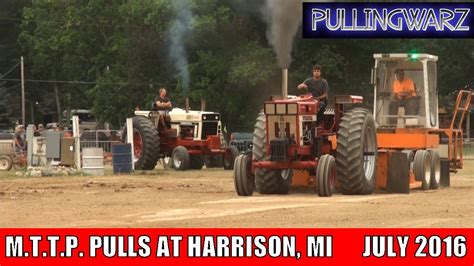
[271,94,315,104]
[134,108,220,123]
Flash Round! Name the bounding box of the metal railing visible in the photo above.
[79,130,121,153]
[463,138,474,160]
[80,140,121,153]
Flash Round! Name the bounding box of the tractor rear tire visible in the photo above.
[316,154,336,197]
[428,150,440,189]
[190,155,204,170]
[171,146,190,171]
[223,146,240,170]
[336,108,378,195]
[121,116,160,170]
[205,155,223,168]
[252,113,292,194]
[234,154,255,196]
[0,156,13,171]
[414,150,432,190]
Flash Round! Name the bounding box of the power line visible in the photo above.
[0,16,82,23]
[0,62,20,78]
[0,78,96,85]
[0,16,126,25]
[0,78,175,87]
[3,84,21,91]
[0,17,22,22]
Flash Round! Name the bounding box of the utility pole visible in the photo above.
[21,56,25,126]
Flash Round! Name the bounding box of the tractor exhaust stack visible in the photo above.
[282,68,288,99]
[201,98,206,111]
[185,97,190,113]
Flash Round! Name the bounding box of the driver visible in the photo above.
[152,88,172,128]
[153,88,172,115]
[297,64,329,121]
[390,69,418,117]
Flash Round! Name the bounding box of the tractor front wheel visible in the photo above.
[234,154,255,196]
[316,154,336,197]
[172,146,190,171]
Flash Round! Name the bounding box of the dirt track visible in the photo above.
[0,161,473,228]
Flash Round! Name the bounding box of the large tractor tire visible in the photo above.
[414,150,431,190]
[252,113,293,194]
[223,146,240,170]
[234,154,255,196]
[171,146,191,171]
[336,108,378,195]
[121,116,160,170]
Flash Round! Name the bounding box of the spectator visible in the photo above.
[37,124,44,135]
[14,125,26,154]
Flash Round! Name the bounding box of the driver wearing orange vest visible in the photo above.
[393,69,416,100]
[389,69,419,119]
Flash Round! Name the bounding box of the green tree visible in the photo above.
[0,0,29,128]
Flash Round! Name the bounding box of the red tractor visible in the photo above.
[122,108,239,171]
[233,94,378,196]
